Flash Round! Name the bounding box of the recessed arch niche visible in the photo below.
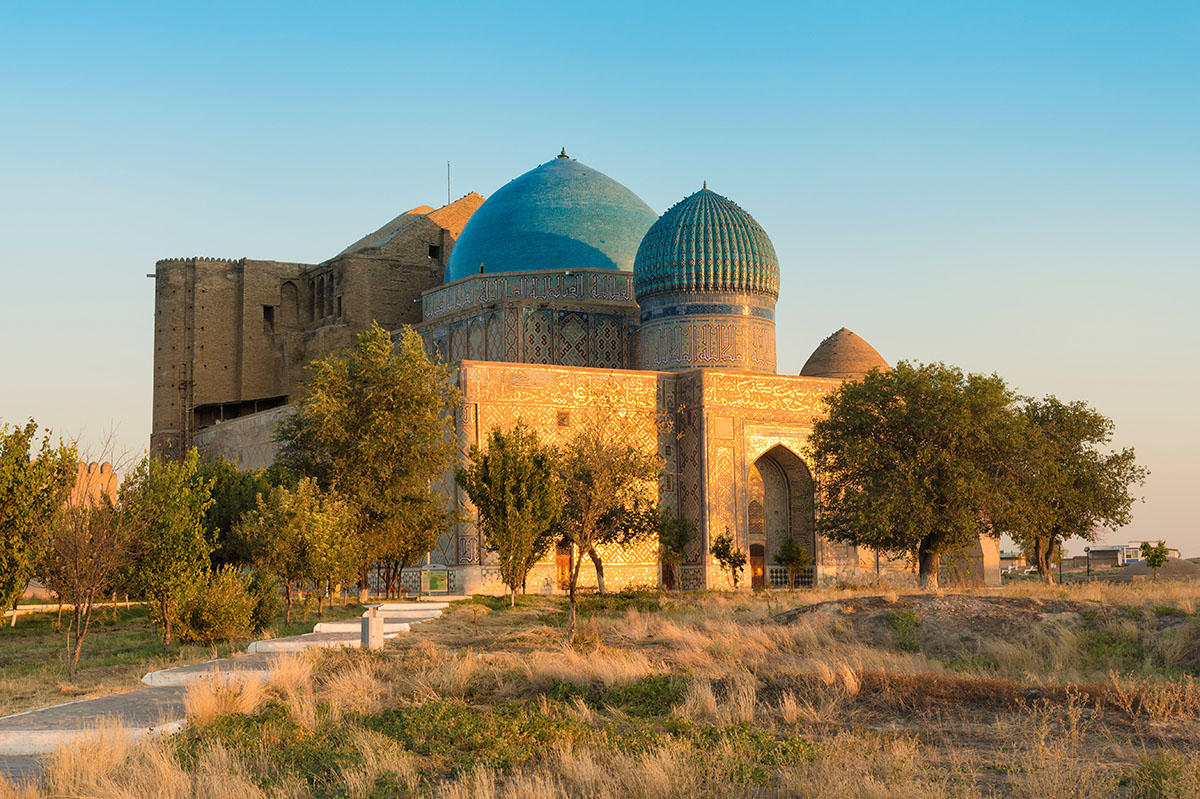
[746,444,816,587]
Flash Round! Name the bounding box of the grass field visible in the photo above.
[0,602,367,717]
[6,581,1200,798]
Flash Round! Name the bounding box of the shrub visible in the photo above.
[602,674,688,716]
[887,609,920,652]
[246,568,281,633]
[174,566,256,644]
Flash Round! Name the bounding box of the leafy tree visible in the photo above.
[557,386,661,643]
[587,499,659,594]
[656,509,696,591]
[196,456,274,568]
[43,494,137,675]
[275,323,460,601]
[457,421,562,607]
[0,420,76,616]
[773,534,812,590]
[805,362,1020,589]
[237,478,358,621]
[1002,396,1147,584]
[709,528,747,589]
[123,450,214,646]
[1140,540,1169,580]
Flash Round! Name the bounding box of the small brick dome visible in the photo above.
[444,152,657,284]
[800,328,889,380]
[633,187,779,301]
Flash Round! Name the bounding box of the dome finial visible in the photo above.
[557,147,568,159]
[703,180,707,190]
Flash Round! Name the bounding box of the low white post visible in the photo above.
[361,606,384,650]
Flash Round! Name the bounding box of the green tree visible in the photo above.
[557,386,661,643]
[275,323,460,601]
[237,478,358,621]
[805,362,1020,589]
[43,494,137,675]
[1002,396,1147,584]
[1140,540,1169,580]
[196,456,274,568]
[0,420,76,615]
[773,534,812,590]
[709,528,747,589]
[458,421,562,607]
[123,450,214,646]
[656,509,695,591]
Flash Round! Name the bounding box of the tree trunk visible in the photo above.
[588,547,606,595]
[566,549,584,645]
[162,599,173,648]
[917,539,941,590]
[70,596,94,677]
[357,564,369,604]
[285,582,293,623]
[511,586,517,608]
[1032,536,1057,584]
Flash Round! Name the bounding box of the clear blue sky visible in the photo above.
[1,2,1196,555]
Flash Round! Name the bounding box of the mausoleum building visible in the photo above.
[152,151,1000,593]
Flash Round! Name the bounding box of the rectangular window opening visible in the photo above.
[262,305,276,333]
[428,244,442,260]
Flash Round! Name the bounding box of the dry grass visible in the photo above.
[34,723,277,799]
[184,674,266,725]
[18,582,1200,798]
[431,731,981,799]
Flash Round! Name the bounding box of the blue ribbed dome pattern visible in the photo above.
[634,188,779,300]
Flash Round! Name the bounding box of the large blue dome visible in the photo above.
[444,153,657,284]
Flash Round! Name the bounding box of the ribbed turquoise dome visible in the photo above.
[633,188,779,300]
[444,154,657,284]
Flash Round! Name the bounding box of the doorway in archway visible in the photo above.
[747,444,816,588]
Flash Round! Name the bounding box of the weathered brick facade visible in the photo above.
[151,195,484,457]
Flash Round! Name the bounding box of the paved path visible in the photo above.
[0,597,460,761]
[141,653,274,687]
[0,754,42,785]
[0,688,186,756]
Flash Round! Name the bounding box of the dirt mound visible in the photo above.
[774,594,1100,661]
[1110,557,1200,582]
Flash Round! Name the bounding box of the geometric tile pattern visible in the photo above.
[559,312,588,367]
[526,309,554,364]
[486,312,501,361]
[450,323,467,364]
[468,318,486,360]
[594,315,621,368]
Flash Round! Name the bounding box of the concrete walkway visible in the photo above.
[0,597,457,766]
[0,688,186,757]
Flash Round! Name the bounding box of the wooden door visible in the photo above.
[750,544,766,589]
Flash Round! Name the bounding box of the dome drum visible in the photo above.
[638,296,777,373]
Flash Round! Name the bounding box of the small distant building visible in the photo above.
[1086,546,1128,568]
[1088,542,1181,569]
[1124,541,1181,563]
[1062,555,1089,571]
[1000,551,1026,570]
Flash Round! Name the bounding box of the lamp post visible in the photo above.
[1085,547,1091,579]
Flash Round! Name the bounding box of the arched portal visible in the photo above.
[747,444,816,588]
